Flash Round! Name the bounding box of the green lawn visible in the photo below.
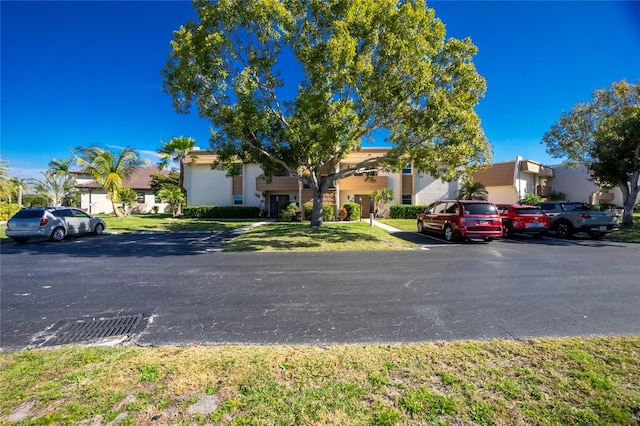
[98,214,257,234]
[1,337,638,425]
[224,221,415,251]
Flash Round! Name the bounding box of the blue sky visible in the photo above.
[2,1,639,178]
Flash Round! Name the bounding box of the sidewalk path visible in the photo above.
[369,218,402,233]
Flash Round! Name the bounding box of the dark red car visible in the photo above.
[417,200,503,242]
[496,204,549,238]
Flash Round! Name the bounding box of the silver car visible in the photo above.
[5,207,106,243]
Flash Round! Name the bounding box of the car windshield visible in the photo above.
[463,203,496,215]
[12,209,44,219]
[514,207,543,214]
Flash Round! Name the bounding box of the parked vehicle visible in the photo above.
[496,204,549,238]
[5,207,106,243]
[417,200,503,242]
[538,201,619,239]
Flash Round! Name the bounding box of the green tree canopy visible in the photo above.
[73,147,147,217]
[163,0,490,227]
[542,80,640,226]
[150,170,180,193]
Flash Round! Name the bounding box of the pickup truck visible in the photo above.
[538,201,620,239]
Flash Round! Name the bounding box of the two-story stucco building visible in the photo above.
[73,165,170,214]
[184,149,571,218]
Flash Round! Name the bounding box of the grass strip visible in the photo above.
[1,337,639,425]
[223,221,416,252]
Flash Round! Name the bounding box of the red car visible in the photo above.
[417,200,503,242]
[496,204,549,238]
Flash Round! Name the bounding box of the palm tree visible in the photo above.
[458,180,489,200]
[47,158,74,177]
[74,147,147,216]
[9,176,29,206]
[158,184,186,218]
[157,136,196,196]
[30,171,77,206]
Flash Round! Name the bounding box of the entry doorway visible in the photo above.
[269,195,290,219]
[354,194,374,218]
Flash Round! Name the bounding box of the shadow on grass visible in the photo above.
[225,222,391,252]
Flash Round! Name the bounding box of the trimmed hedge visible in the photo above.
[303,203,334,222]
[343,202,361,221]
[390,205,428,219]
[182,205,261,219]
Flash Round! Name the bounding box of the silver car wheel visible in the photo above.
[444,225,455,242]
[50,227,66,242]
[94,223,104,235]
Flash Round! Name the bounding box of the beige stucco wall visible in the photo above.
[243,164,264,207]
[79,189,169,215]
[413,175,459,205]
[185,164,232,206]
[486,186,518,204]
[550,164,637,207]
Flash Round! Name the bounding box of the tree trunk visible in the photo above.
[179,162,187,203]
[112,200,124,217]
[620,183,639,227]
[311,186,324,228]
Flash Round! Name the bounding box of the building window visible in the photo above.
[136,192,145,203]
[233,194,243,205]
[402,164,412,174]
[154,194,161,203]
[402,194,412,205]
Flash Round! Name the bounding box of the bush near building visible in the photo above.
[390,205,428,219]
[182,206,260,219]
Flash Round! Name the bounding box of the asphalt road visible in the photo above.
[1,231,638,351]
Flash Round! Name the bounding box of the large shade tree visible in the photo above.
[542,80,640,227]
[73,147,147,217]
[163,0,491,227]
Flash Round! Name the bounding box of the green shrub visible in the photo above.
[518,193,541,206]
[343,202,361,221]
[322,205,334,222]
[280,203,299,222]
[0,202,21,221]
[303,203,334,221]
[390,205,427,219]
[182,205,260,219]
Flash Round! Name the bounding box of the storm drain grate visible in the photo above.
[46,314,143,346]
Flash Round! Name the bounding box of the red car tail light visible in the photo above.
[580,213,591,219]
[39,217,49,226]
